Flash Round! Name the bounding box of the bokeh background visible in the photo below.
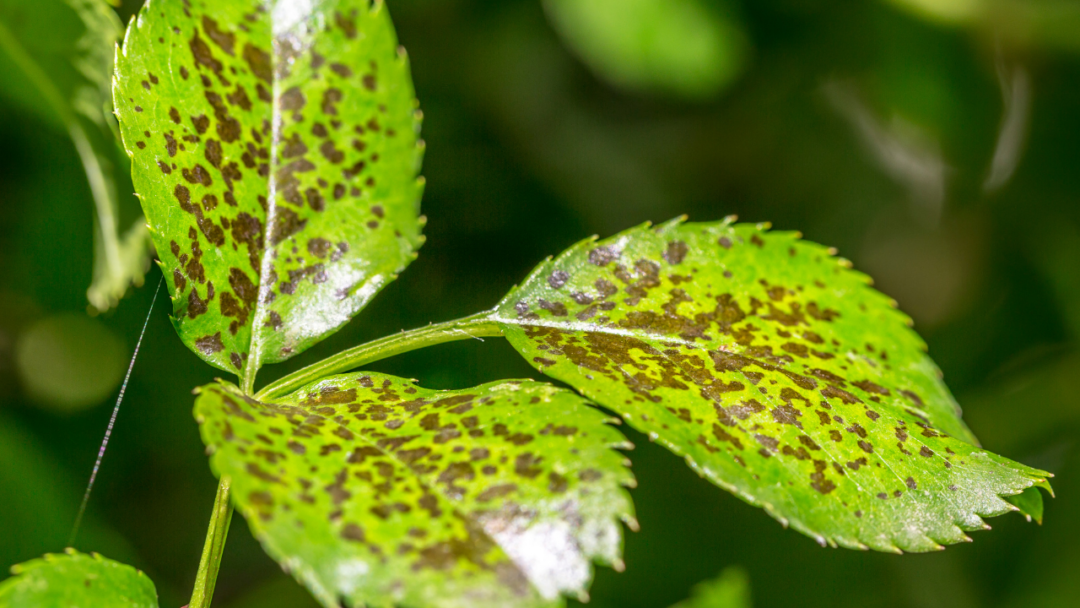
[1,0,1079,606]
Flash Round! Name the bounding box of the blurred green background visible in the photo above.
[1,0,1078,606]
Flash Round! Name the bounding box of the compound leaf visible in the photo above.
[195,375,634,608]
[493,217,1052,552]
[115,0,424,377]
[0,550,158,608]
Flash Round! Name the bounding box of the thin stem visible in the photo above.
[256,312,505,401]
[189,477,234,608]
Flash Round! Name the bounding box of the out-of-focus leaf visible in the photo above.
[1004,486,1045,524]
[0,0,149,312]
[114,0,425,378]
[493,217,1051,552]
[88,220,154,314]
[543,0,749,100]
[0,550,158,608]
[669,567,751,608]
[195,375,634,607]
[883,0,1080,53]
[15,313,125,411]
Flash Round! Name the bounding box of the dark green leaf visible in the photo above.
[669,567,751,608]
[543,0,748,100]
[0,0,151,312]
[195,375,634,607]
[494,217,1052,552]
[0,550,158,608]
[115,0,425,378]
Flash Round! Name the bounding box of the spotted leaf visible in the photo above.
[0,550,159,608]
[195,375,634,608]
[494,217,1052,552]
[115,0,425,376]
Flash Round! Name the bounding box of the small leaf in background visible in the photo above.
[195,375,634,608]
[15,313,125,412]
[882,0,1080,54]
[494,218,1051,552]
[0,550,158,608]
[0,0,151,313]
[543,0,749,100]
[669,567,751,608]
[88,220,154,314]
[114,0,425,378]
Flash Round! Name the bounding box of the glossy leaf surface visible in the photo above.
[195,375,634,607]
[0,0,151,312]
[115,0,424,376]
[0,550,158,608]
[494,218,1051,552]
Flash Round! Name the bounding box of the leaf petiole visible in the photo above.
[255,312,504,401]
[189,476,234,608]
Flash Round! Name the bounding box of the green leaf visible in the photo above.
[0,0,151,313]
[115,0,425,379]
[195,375,634,608]
[0,550,158,608]
[543,0,749,100]
[1005,486,1046,525]
[88,219,154,314]
[669,567,751,608]
[493,217,1052,552]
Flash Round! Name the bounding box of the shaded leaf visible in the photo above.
[669,567,751,608]
[0,550,158,608]
[88,220,154,313]
[0,0,150,312]
[1005,486,1045,525]
[543,0,749,100]
[195,375,634,608]
[115,0,425,377]
[494,217,1051,552]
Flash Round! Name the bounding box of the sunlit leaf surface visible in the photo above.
[115,0,425,376]
[0,550,158,608]
[494,217,1051,552]
[195,375,634,607]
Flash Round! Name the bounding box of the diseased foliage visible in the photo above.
[195,375,634,608]
[19,0,1050,606]
[0,550,158,608]
[115,0,424,376]
[494,218,1051,552]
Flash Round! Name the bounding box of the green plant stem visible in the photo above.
[189,477,234,608]
[256,312,505,401]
